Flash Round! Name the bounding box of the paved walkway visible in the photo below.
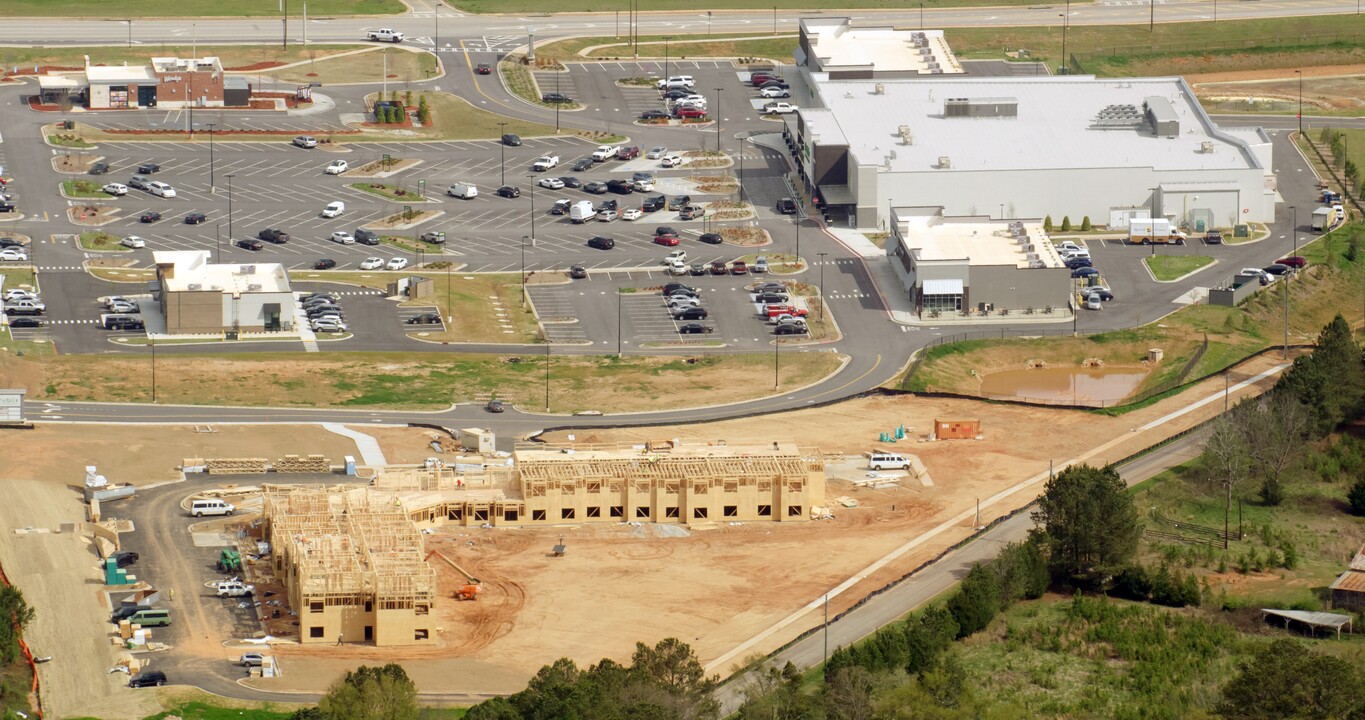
[322,423,388,466]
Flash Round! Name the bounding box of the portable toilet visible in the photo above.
[344,455,357,476]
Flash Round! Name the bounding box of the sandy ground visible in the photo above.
[1185,64,1365,84]
[1190,68,1365,111]
[245,353,1290,695]
[0,424,366,718]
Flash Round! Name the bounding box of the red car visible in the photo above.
[751,74,783,87]
[654,235,681,247]
[618,146,641,160]
[730,260,749,275]
[1275,256,1307,269]
[475,64,492,75]
[674,107,707,119]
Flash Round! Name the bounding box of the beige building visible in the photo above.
[152,250,293,335]
[263,487,437,646]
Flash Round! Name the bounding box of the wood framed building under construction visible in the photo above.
[263,486,437,646]
[387,441,829,528]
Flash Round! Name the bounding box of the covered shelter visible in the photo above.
[1260,609,1354,639]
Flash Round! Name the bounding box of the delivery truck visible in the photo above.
[1312,206,1336,231]
[1127,218,1187,245]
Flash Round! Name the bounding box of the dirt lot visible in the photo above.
[1192,69,1365,112]
[239,354,1290,696]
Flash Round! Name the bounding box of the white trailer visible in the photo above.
[1127,218,1187,245]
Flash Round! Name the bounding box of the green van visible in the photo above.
[130,609,171,627]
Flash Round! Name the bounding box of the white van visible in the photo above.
[447,182,478,199]
[569,200,597,224]
[867,452,911,470]
[190,499,235,517]
[321,201,345,218]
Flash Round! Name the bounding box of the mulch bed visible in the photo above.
[225,61,285,72]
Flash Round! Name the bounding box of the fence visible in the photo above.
[1302,134,1365,219]
[1070,31,1365,73]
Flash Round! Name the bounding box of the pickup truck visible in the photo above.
[591,145,619,162]
[764,102,798,115]
[367,29,404,42]
[532,155,560,172]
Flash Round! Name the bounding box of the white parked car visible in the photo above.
[760,86,791,98]
[324,160,349,175]
[0,248,28,261]
[107,300,138,314]
[666,259,688,276]
[661,154,684,168]
[359,257,384,270]
[120,236,146,249]
[532,155,560,172]
[311,318,349,333]
[622,208,643,221]
[632,179,654,192]
[146,181,176,198]
[293,135,317,148]
[665,249,687,264]
[591,145,619,162]
[330,231,355,245]
[764,102,798,114]
[538,177,565,190]
[239,653,266,667]
[102,183,128,196]
[598,209,619,222]
[646,146,668,159]
[387,257,409,270]
[3,290,36,302]
[322,201,345,218]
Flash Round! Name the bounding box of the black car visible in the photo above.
[497,185,521,198]
[755,292,789,304]
[259,228,290,244]
[0,237,22,248]
[569,264,588,279]
[642,195,666,212]
[1064,256,1092,269]
[606,179,634,195]
[104,316,144,330]
[0,202,14,213]
[184,212,207,225]
[584,182,608,194]
[406,312,442,325]
[775,323,808,335]
[559,176,583,189]
[1071,266,1099,279]
[678,322,713,334]
[664,89,690,100]
[139,212,161,223]
[314,259,337,270]
[501,134,522,146]
[668,195,691,211]
[137,163,161,174]
[129,671,167,689]
[88,162,110,175]
[1263,263,1292,276]
[1084,287,1115,301]
[302,293,339,303]
[542,92,573,104]
[111,604,151,622]
[663,283,697,296]
[355,229,380,245]
[776,198,798,214]
[236,239,263,251]
[111,551,139,568]
[598,199,618,212]
[6,316,42,328]
[1204,230,1224,244]
[640,109,670,120]
[675,307,708,320]
[572,158,594,172]
[307,306,344,319]
[588,236,615,250]
[655,226,680,239]
[699,233,723,245]
[551,199,572,215]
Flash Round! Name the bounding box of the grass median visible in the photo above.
[1145,255,1215,281]
[78,231,129,252]
[536,34,798,64]
[0,44,364,71]
[264,47,436,86]
[0,0,399,17]
[6,348,843,413]
[62,179,108,199]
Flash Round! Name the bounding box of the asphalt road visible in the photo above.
[712,426,1209,714]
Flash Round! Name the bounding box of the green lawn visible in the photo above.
[1320,127,1365,184]
[48,134,96,149]
[0,268,37,291]
[456,0,1039,11]
[357,92,559,142]
[1144,255,1215,281]
[0,44,364,70]
[348,182,431,202]
[537,34,798,63]
[499,60,584,110]
[0,1,401,17]
[62,179,108,199]
[78,231,129,252]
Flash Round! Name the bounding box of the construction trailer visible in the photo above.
[933,419,981,440]
[262,486,437,646]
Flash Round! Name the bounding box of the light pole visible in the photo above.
[773,335,780,389]
[1059,5,1070,75]
[663,36,673,82]
[226,174,235,240]
[446,260,452,324]
[544,342,550,411]
[617,291,623,356]
[150,338,157,402]
[1149,0,1155,31]
[527,174,537,242]
[215,223,221,263]
[207,122,216,193]
[1291,205,1298,257]
[1295,69,1303,137]
[714,88,723,154]
[497,122,508,186]
[520,235,528,307]
[817,252,828,320]
[125,19,132,47]
[554,71,561,133]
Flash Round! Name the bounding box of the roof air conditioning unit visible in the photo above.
[187,283,202,291]
[242,264,256,274]
[874,83,885,95]
[1200,141,1214,153]
[247,283,263,291]
[937,155,951,169]
[898,124,912,145]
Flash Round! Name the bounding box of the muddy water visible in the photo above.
[978,366,1151,405]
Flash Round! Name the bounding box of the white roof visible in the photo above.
[800,19,962,74]
[154,250,291,294]
[809,76,1259,174]
[38,75,84,90]
[85,65,156,83]
[893,209,1066,269]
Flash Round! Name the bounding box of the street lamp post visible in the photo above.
[714,88,723,154]
[527,174,537,242]
[794,215,801,269]
[554,71,561,133]
[215,223,221,263]
[207,122,216,193]
[1060,5,1070,75]
[544,342,550,411]
[497,122,508,185]
[617,291,623,356]
[150,338,157,402]
[663,36,674,82]
[817,252,828,320]
[226,174,235,240]
[125,19,132,48]
[1149,0,1155,31]
[1295,69,1303,137]
[773,336,779,389]
[521,235,528,307]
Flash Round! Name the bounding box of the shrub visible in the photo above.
[1080,216,1092,231]
[1259,477,1285,506]
[1044,215,1054,231]
[947,563,1001,637]
[1348,478,1365,516]
[1061,216,1072,231]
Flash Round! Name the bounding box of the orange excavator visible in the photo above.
[425,549,483,601]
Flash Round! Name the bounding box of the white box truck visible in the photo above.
[569,200,597,223]
[1312,206,1336,231]
[1127,218,1187,245]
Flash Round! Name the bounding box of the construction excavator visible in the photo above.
[425,549,483,601]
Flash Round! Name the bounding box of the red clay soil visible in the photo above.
[27,97,64,112]
[100,128,360,137]
[225,61,285,72]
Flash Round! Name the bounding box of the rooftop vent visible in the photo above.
[187,283,202,291]
[239,264,256,275]
[943,97,1018,118]
[1200,141,1215,153]
[247,283,263,291]
[937,156,952,169]
[874,83,885,95]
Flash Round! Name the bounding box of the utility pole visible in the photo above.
[817,252,828,319]
[226,174,235,240]
[544,342,550,411]
[498,122,508,185]
[207,122,216,193]
[520,235,528,306]
[282,0,288,49]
